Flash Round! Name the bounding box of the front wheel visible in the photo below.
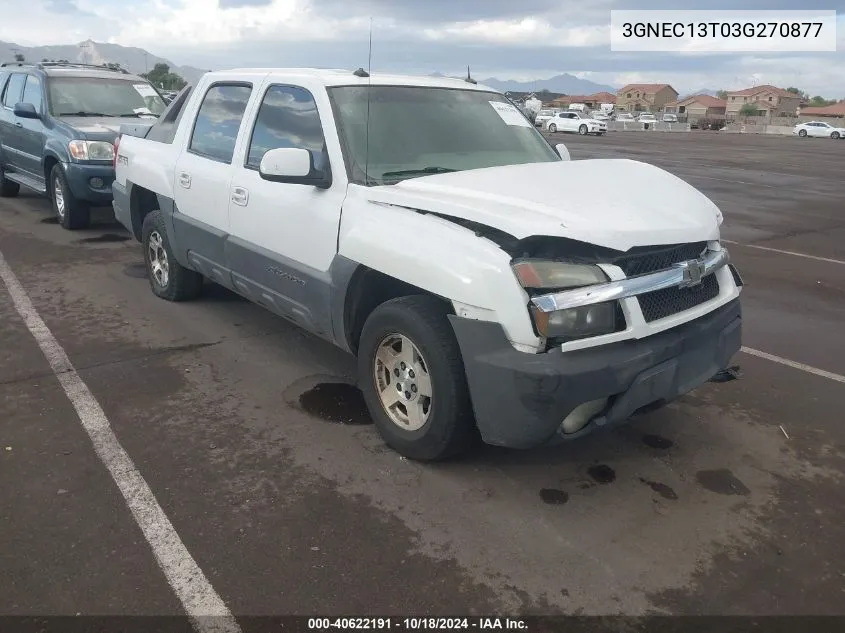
[358,295,477,461]
[548,123,557,133]
[798,129,807,137]
[578,125,588,135]
[832,132,841,139]
[50,165,89,229]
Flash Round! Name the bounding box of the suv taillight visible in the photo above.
[113,135,120,169]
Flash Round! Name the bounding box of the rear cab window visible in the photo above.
[145,85,194,144]
[188,83,253,163]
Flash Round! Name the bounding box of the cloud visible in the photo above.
[1,0,844,97]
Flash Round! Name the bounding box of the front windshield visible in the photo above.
[328,85,559,185]
[48,77,167,117]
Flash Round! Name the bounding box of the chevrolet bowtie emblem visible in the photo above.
[677,259,705,288]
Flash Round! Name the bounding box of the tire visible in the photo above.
[548,123,557,133]
[141,210,203,301]
[832,132,840,140]
[0,168,20,197]
[358,295,477,461]
[50,164,89,229]
[798,129,807,137]
[578,125,588,135]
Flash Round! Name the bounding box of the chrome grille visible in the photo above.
[616,242,708,277]
[638,273,720,322]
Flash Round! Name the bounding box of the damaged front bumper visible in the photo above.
[449,298,742,449]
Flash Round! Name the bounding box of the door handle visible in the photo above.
[178,172,191,189]
[231,186,249,206]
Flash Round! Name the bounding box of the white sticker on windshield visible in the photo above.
[133,83,159,98]
[489,101,531,127]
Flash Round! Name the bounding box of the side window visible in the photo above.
[22,75,43,112]
[189,84,252,163]
[3,73,26,108]
[147,85,194,144]
[246,85,327,170]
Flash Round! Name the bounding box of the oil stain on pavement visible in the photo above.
[123,263,148,279]
[76,234,132,244]
[640,478,679,501]
[587,464,616,484]
[299,382,373,425]
[539,489,570,505]
[696,469,751,496]
[642,434,674,449]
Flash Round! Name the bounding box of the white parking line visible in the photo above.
[741,346,845,385]
[722,240,845,265]
[0,249,241,633]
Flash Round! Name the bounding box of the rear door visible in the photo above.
[171,81,254,287]
[0,72,27,171]
[561,112,579,132]
[16,74,47,180]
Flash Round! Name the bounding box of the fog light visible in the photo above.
[559,398,608,435]
[89,177,104,189]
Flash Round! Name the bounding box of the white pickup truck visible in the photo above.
[112,68,743,461]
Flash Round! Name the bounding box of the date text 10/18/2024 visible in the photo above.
[307,618,528,630]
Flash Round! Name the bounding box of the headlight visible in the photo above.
[68,140,115,161]
[531,302,618,339]
[512,261,607,290]
[513,261,619,340]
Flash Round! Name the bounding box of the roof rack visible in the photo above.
[0,61,130,74]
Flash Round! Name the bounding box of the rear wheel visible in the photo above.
[142,210,203,301]
[798,129,807,137]
[50,164,89,229]
[578,124,588,135]
[548,123,557,133]
[358,295,477,461]
[0,168,20,197]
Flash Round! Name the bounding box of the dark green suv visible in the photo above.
[0,62,167,229]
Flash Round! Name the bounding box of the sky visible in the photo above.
[0,0,843,96]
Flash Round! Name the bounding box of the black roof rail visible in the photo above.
[0,61,130,74]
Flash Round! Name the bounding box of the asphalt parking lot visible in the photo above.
[1,131,843,623]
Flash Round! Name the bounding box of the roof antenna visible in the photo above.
[465,65,477,85]
[363,17,373,185]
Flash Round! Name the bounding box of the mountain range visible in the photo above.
[0,39,207,85]
[2,40,621,96]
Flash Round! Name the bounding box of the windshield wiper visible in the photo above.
[56,111,115,117]
[381,166,457,180]
[117,112,160,118]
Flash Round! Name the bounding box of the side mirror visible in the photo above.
[259,147,331,189]
[555,143,571,161]
[13,102,39,119]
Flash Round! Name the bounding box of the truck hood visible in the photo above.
[59,116,157,142]
[366,159,722,252]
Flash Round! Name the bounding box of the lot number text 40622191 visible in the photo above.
[307,617,528,630]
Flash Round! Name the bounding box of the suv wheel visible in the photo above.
[358,295,477,461]
[141,210,203,301]
[0,168,20,197]
[50,164,90,229]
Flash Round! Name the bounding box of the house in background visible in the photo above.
[616,84,678,112]
[551,92,617,109]
[799,101,845,120]
[664,94,727,120]
[725,85,802,118]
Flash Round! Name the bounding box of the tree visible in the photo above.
[809,95,835,107]
[786,87,800,95]
[104,62,123,71]
[716,89,728,100]
[13,53,25,62]
[739,103,759,117]
[140,62,187,91]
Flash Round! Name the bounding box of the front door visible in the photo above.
[16,74,47,180]
[0,73,27,172]
[171,82,253,287]
[226,81,347,338]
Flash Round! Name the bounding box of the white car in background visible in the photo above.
[637,112,658,123]
[616,112,636,122]
[662,113,679,123]
[534,109,556,127]
[793,121,845,139]
[592,111,610,122]
[546,110,607,135]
